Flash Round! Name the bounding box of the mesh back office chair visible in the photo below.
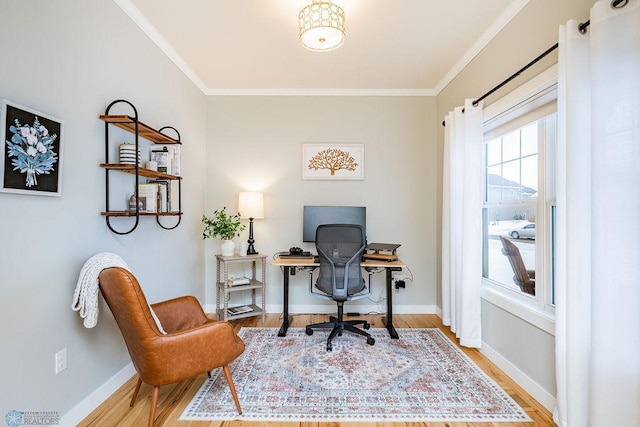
[305,224,375,351]
[499,236,536,295]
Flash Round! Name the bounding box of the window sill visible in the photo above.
[481,281,555,335]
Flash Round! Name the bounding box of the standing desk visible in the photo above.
[272,257,406,339]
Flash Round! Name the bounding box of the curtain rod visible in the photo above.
[441,0,628,127]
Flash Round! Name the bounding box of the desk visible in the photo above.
[272,257,406,339]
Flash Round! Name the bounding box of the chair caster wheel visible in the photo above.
[327,343,332,351]
[363,323,370,330]
[367,337,375,346]
[305,327,313,335]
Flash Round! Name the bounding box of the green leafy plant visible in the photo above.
[202,207,245,240]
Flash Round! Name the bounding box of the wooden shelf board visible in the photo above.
[217,281,265,292]
[99,115,180,144]
[101,211,182,217]
[100,163,181,180]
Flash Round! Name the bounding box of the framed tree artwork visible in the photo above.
[1,100,63,196]
[302,143,364,180]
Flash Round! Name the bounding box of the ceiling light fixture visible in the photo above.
[298,1,346,52]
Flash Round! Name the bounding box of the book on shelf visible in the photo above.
[138,183,157,213]
[150,147,171,174]
[226,276,251,287]
[227,305,253,315]
[146,179,169,213]
[169,180,178,212]
[150,145,180,176]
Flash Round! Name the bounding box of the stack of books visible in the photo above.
[227,305,253,316]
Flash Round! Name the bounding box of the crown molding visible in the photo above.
[204,88,436,97]
[116,0,527,98]
[433,0,530,94]
[113,0,209,93]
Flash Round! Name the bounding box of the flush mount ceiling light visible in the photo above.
[298,1,346,52]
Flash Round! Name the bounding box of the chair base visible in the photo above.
[306,314,375,351]
[130,367,242,427]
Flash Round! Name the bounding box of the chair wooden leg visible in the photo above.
[130,377,143,407]
[148,386,160,427]
[222,365,242,414]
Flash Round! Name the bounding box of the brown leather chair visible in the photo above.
[499,236,536,295]
[98,267,245,427]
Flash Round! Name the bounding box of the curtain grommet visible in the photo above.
[612,0,629,9]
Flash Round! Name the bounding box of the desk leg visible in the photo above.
[278,266,293,337]
[381,267,402,339]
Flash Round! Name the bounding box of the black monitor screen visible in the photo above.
[303,206,366,242]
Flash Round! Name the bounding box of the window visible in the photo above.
[480,67,558,329]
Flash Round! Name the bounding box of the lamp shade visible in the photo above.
[238,192,264,219]
[299,1,345,52]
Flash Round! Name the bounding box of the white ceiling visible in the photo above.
[119,0,529,96]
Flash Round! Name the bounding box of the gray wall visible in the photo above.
[0,0,598,420]
[204,96,438,313]
[435,0,596,401]
[0,0,206,420]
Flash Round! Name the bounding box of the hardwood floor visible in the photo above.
[78,314,555,427]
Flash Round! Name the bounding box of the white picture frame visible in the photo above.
[302,143,364,180]
[1,99,64,196]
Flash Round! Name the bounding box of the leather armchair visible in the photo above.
[98,267,245,427]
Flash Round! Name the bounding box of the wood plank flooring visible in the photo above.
[78,314,555,427]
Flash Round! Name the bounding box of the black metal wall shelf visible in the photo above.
[101,99,183,235]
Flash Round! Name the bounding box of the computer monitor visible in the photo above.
[303,205,366,243]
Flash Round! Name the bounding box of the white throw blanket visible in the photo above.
[72,252,129,328]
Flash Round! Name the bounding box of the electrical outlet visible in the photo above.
[55,348,67,375]
[393,273,407,289]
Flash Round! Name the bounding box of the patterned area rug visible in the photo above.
[180,327,530,422]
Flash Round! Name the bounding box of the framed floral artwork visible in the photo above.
[1,100,63,196]
[302,143,364,180]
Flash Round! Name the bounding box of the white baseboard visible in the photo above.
[480,342,556,412]
[206,304,437,316]
[61,363,135,426]
[265,304,437,315]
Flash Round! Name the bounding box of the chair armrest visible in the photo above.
[152,320,245,385]
[151,296,208,333]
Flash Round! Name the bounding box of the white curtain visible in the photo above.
[442,99,483,348]
[555,1,640,426]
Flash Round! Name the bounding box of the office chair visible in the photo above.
[305,224,375,351]
[499,236,536,295]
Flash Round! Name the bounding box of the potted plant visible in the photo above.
[202,207,246,256]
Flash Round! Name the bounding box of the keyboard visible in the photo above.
[279,253,314,259]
